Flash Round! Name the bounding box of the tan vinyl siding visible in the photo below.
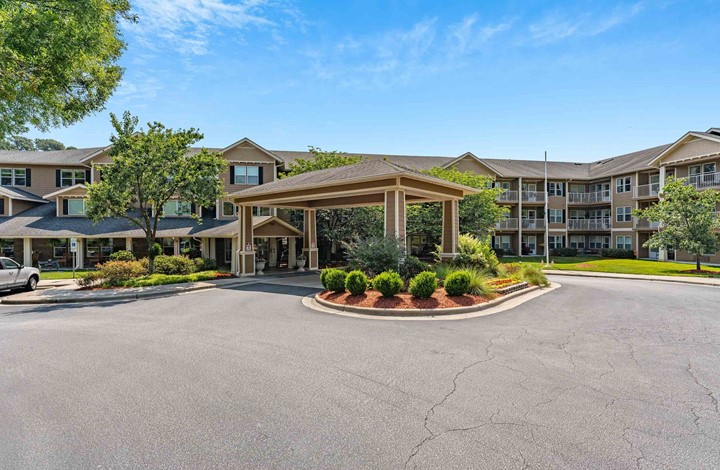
[11,200,36,215]
[221,162,275,193]
[660,138,720,164]
[453,157,496,176]
[612,174,634,229]
[0,164,87,198]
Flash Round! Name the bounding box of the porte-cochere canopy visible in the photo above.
[228,159,479,276]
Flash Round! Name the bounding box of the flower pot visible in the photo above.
[255,261,266,275]
[296,259,306,272]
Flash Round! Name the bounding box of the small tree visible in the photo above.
[634,176,720,271]
[85,112,227,273]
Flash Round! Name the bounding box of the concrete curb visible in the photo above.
[543,270,720,287]
[312,284,542,317]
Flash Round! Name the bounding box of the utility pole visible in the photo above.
[545,151,550,266]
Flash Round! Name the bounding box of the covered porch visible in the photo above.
[229,159,479,276]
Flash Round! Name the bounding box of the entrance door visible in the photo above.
[522,235,537,255]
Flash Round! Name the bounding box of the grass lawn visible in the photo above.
[40,269,93,280]
[500,256,720,278]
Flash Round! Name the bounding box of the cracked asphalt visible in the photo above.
[0,275,719,469]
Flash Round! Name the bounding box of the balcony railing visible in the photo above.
[567,218,611,230]
[521,218,546,230]
[495,218,518,230]
[634,218,661,229]
[687,172,720,190]
[567,191,611,204]
[496,190,518,203]
[634,183,660,198]
[521,191,545,203]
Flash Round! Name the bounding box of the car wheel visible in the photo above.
[25,276,38,291]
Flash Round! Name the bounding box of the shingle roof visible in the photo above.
[0,147,103,166]
[586,144,671,179]
[271,150,452,171]
[0,187,47,203]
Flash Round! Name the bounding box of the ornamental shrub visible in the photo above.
[372,271,403,298]
[343,236,404,276]
[95,260,148,286]
[551,247,578,257]
[109,250,135,262]
[345,270,368,295]
[452,234,500,274]
[324,269,347,293]
[193,257,218,272]
[153,255,195,275]
[600,248,635,259]
[466,269,492,296]
[398,255,431,282]
[149,242,162,258]
[520,264,549,287]
[320,268,342,289]
[444,270,471,296]
[408,271,437,298]
[76,270,104,287]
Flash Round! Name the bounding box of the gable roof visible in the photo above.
[442,152,500,175]
[42,184,87,200]
[222,137,283,163]
[0,147,101,166]
[648,131,720,166]
[0,186,47,203]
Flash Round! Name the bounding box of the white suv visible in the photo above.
[0,257,40,291]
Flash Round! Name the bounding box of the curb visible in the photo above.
[543,270,720,287]
[313,284,541,317]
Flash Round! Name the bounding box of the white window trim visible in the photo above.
[0,168,27,187]
[61,169,87,187]
[233,165,260,186]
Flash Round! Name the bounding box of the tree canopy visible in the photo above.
[282,146,363,178]
[0,136,68,150]
[634,176,720,271]
[85,112,227,272]
[0,0,135,138]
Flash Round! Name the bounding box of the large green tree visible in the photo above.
[0,0,135,138]
[85,112,227,273]
[634,176,720,271]
[406,166,507,239]
[0,136,68,150]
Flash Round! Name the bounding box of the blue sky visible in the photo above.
[29,0,720,162]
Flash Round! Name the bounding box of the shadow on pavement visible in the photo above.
[227,282,321,298]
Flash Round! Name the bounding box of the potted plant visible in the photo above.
[296,253,307,271]
[255,256,267,275]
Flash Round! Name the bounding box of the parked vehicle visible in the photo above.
[0,257,40,291]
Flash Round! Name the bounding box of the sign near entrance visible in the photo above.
[70,238,78,253]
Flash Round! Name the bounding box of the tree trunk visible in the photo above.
[147,235,156,274]
[696,255,701,272]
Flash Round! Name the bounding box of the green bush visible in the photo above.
[154,255,195,275]
[451,234,500,274]
[77,270,104,287]
[320,268,344,289]
[149,242,162,258]
[122,271,220,288]
[408,271,437,298]
[343,236,404,276]
[444,270,471,296]
[551,247,578,257]
[95,260,148,286]
[372,271,403,298]
[193,257,218,272]
[520,264,549,286]
[399,255,430,282]
[466,269,492,296]
[324,269,347,293]
[109,250,135,262]
[433,263,454,282]
[345,270,368,295]
[600,248,635,259]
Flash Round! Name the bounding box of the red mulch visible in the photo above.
[319,289,498,309]
[681,269,720,275]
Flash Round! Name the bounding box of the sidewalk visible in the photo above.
[2,272,317,305]
[544,270,720,287]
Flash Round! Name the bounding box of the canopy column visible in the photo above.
[125,237,132,251]
[23,238,32,267]
[268,237,278,267]
[384,189,406,250]
[440,199,460,261]
[288,237,297,269]
[303,209,319,270]
[237,205,255,276]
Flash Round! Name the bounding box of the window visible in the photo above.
[493,235,511,250]
[570,236,585,249]
[569,210,585,220]
[589,235,610,250]
[547,182,564,197]
[495,181,511,189]
[233,165,260,185]
[224,239,233,263]
[53,241,68,258]
[704,163,716,174]
[67,199,85,216]
[570,184,585,194]
[2,258,19,269]
[0,168,26,186]
[161,238,175,256]
[0,239,14,258]
[252,206,272,217]
[163,200,191,216]
[222,202,238,217]
[616,236,632,250]
[615,176,631,193]
[61,169,86,187]
[616,206,632,222]
[548,209,564,224]
[548,236,564,249]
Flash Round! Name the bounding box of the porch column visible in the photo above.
[303,209,319,270]
[384,190,407,250]
[23,238,32,267]
[209,238,217,261]
[75,238,85,269]
[288,237,297,269]
[230,237,238,273]
[518,176,523,256]
[268,237,278,267]
[125,237,132,251]
[440,199,460,261]
[173,237,180,256]
[200,237,210,258]
[238,205,255,276]
[659,165,666,190]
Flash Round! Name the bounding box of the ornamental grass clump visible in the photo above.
[408,271,437,299]
[520,264,549,287]
[466,269,492,296]
[372,271,403,298]
[323,269,348,293]
[444,270,471,296]
[345,270,368,295]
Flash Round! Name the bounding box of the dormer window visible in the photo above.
[231,165,260,185]
[1,168,27,186]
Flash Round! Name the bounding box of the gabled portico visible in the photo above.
[229,159,479,276]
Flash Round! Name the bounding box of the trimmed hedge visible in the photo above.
[345,270,368,295]
[109,250,135,262]
[372,271,403,298]
[409,271,437,298]
[154,255,195,275]
[324,269,347,293]
[444,270,471,296]
[601,248,636,259]
[551,247,578,257]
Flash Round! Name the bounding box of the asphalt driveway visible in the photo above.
[0,275,718,469]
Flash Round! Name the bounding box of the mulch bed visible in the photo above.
[319,289,498,309]
[681,269,720,275]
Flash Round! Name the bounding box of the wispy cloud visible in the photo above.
[529,2,645,44]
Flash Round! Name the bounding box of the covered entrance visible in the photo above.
[229,159,479,276]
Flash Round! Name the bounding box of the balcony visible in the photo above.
[496,190,518,203]
[521,191,545,203]
[634,183,660,199]
[567,191,611,204]
[495,218,518,230]
[687,172,720,190]
[521,218,546,230]
[634,218,661,230]
[567,218,611,230]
